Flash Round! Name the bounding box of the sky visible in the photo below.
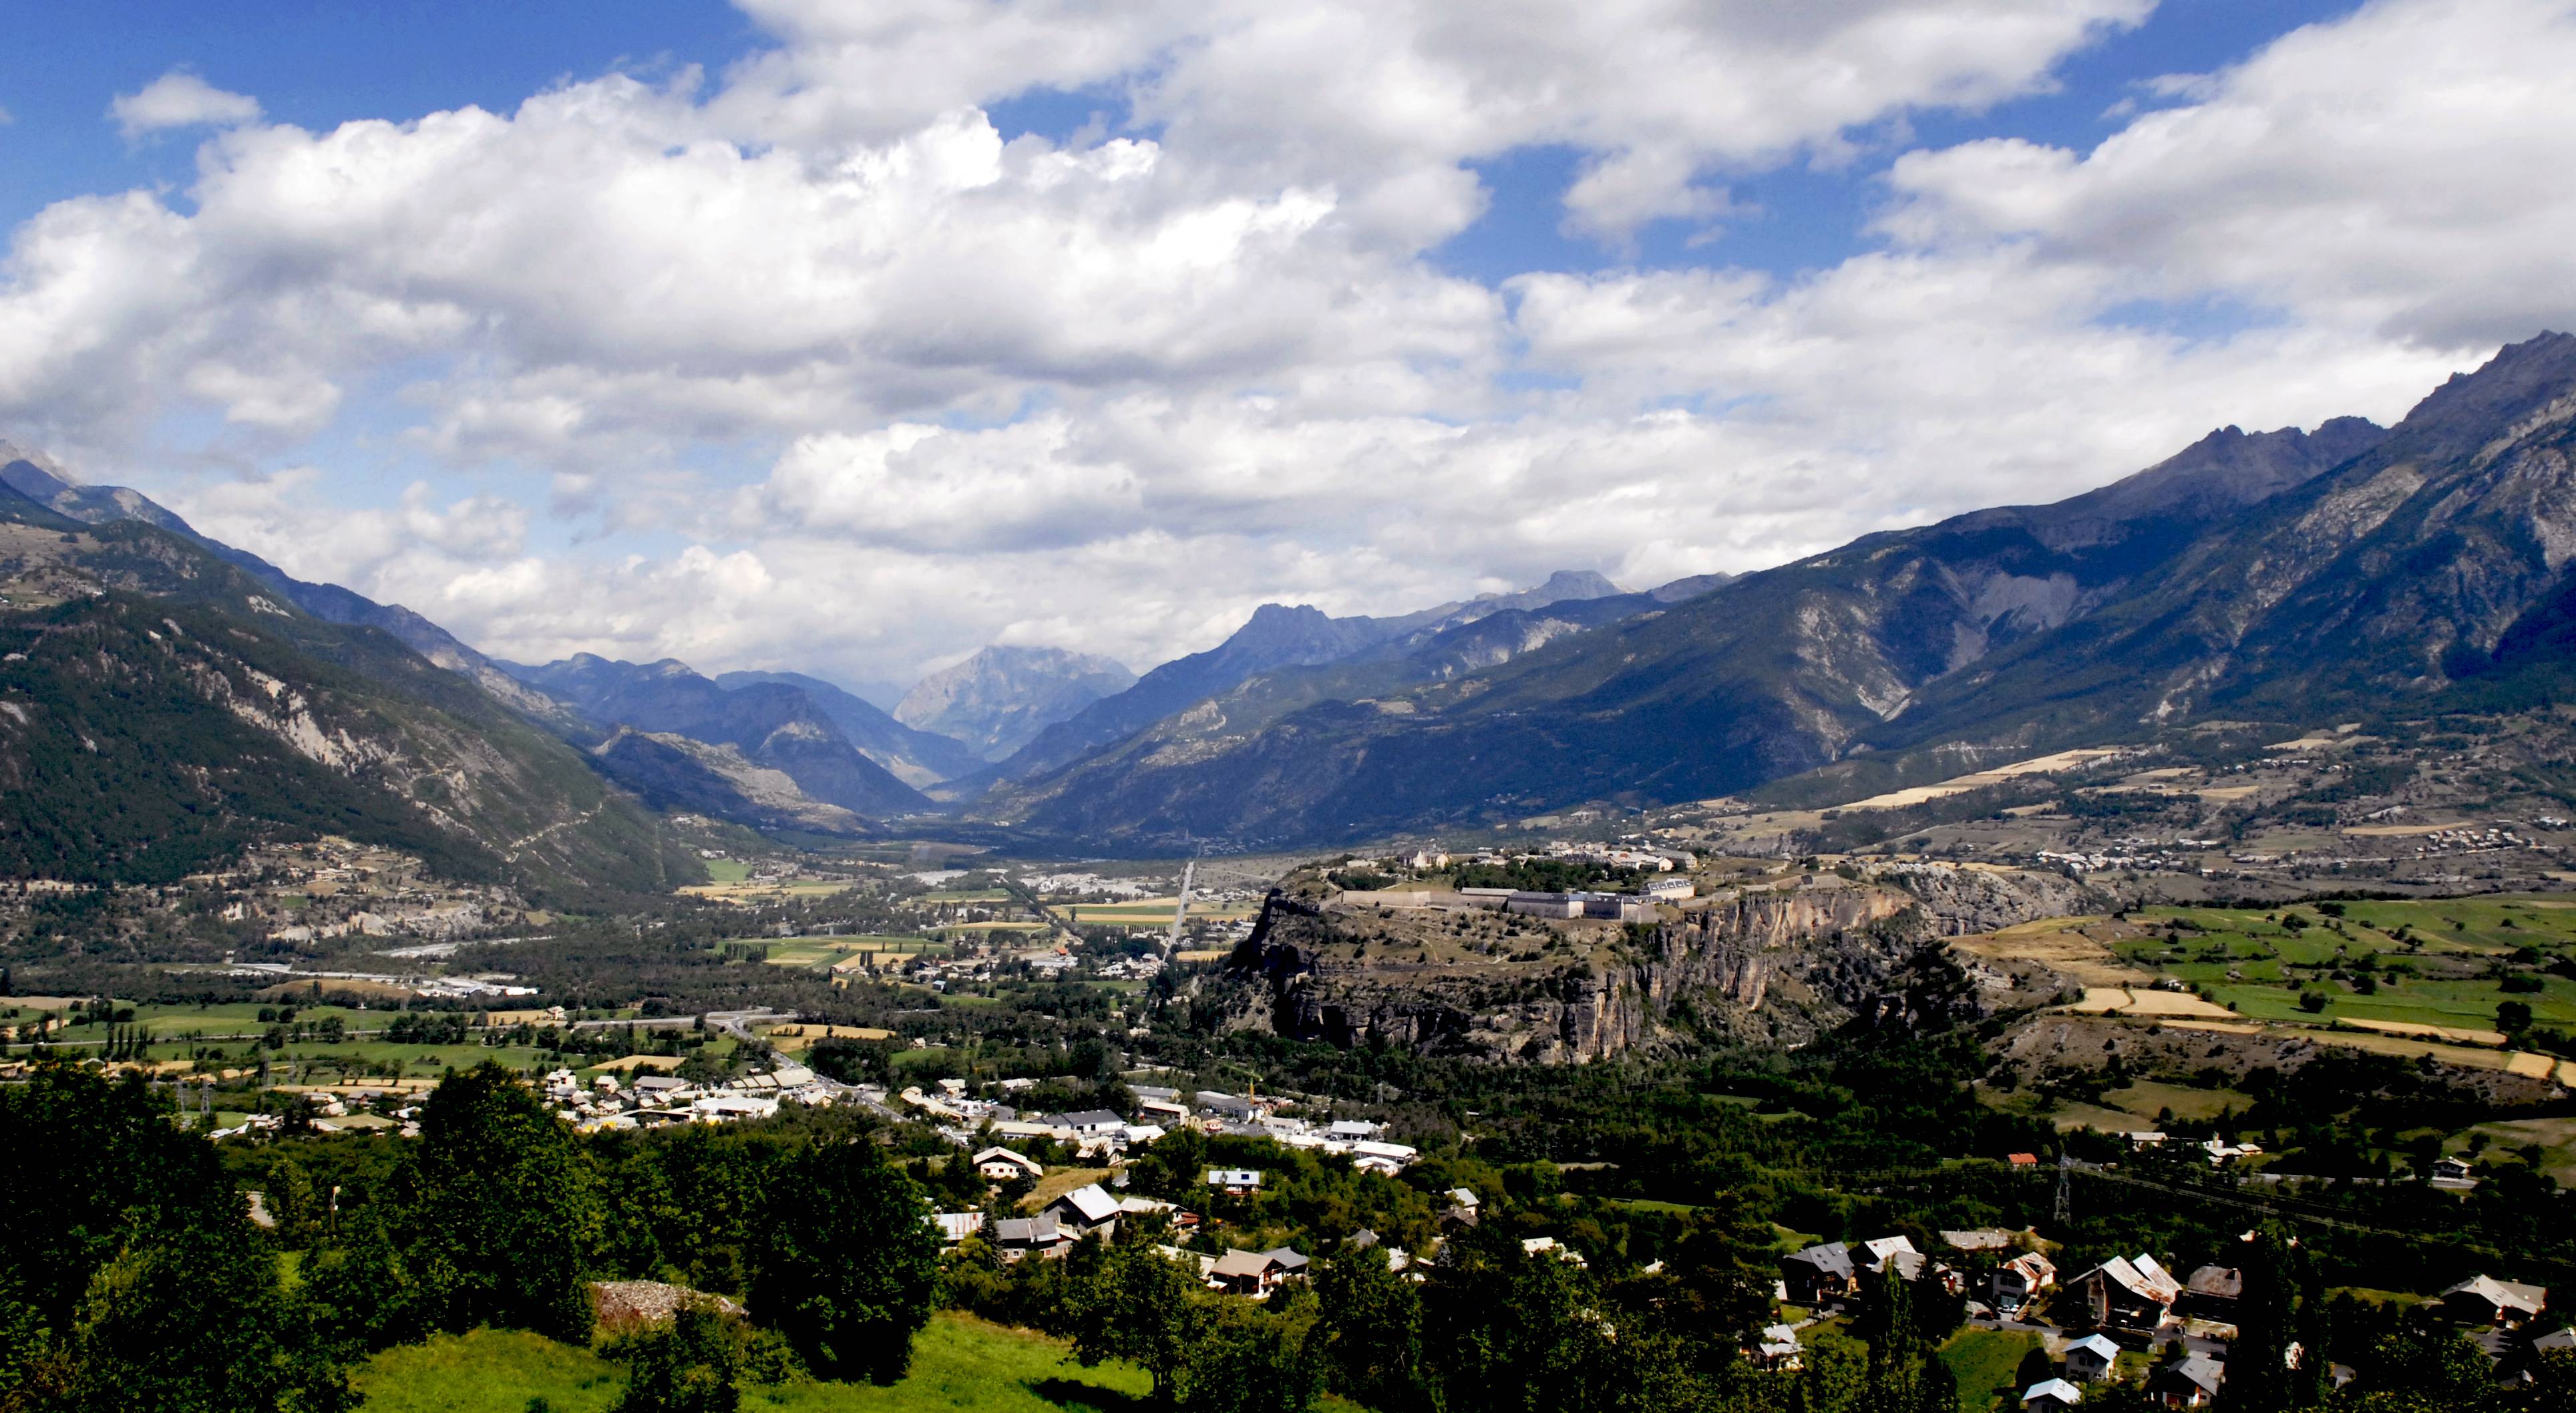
[3,0,2572,702]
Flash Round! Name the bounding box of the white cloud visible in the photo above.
[110,71,262,140]
[7,0,2574,689]
[1880,0,2576,346]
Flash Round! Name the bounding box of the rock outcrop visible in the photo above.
[1220,865,2104,1064]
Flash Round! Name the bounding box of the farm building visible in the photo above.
[2440,1273,2547,1325]
[2066,1254,2181,1336]
[2181,1265,2242,1321]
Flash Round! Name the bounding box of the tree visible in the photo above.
[61,1210,354,1413]
[1314,1251,1425,1412]
[747,1139,939,1384]
[1171,1291,1318,1413]
[1065,1241,1205,1403]
[404,1062,606,1342]
[608,1303,745,1413]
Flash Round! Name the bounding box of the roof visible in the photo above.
[2152,1355,2225,1395]
[972,1146,1041,1171]
[2186,1265,2243,1299]
[1861,1235,1919,1267]
[1051,1183,1121,1224]
[1941,1229,2016,1251]
[2063,1334,2121,1361]
[1207,1168,1262,1185]
[2002,1253,2056,1279]
[1785,1242,1855,1279]
[1264,1247,1309,1271]
[2078,1254,2180,1305]
[1448,1187,1480,1207]
[2442,1274,2549,1315]
[993,1214,1063,1245]
[1057,1109,1124,1128]
[934,1213,986,1241]
[1212,1249,1285,1279]
[2021,1378,2083,1406]
[2005,1152,2040,1165]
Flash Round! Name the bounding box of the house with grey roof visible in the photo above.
[1045,1183,1122,1237]
[1783,1242,1858,1307]
[2147,1354,2223,1406]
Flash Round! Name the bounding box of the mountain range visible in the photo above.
[10,333,2576,868]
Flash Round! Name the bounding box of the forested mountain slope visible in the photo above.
[0,486,693,895]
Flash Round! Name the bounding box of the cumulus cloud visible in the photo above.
[6,0,2573,687]
[1879,0,2576,346]
[110,71,262,139]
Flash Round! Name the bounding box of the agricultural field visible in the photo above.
[2111,899,2576,1037]
[1059,896,1262,926]
[352,1314,1150,1413]
[751,936,938,967]
[677,875,864,904]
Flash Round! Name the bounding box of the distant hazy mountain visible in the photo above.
[895,645,1137,761]
[982,352,2480,844]
[715,669,985,786]
[985,568,1668,784]
[504,655,928,818]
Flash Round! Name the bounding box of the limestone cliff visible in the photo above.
[1218,864,2105,1064]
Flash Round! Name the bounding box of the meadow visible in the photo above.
[352,1313,1150,1413]
[1936,1327,2038,1412]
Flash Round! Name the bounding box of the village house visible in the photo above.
[1044,1183,1121,1239]
[2066,1254,2182,1336]
[1753,1323,1803,1370]
[2430,1156,2474,1183]
[1782,1242,1859,1307]
[2147,1354,2225,1407]
[1053,1108,1125,1139]
[2020,1378,2083,1412]
[974,1146,1045,1182]
[1521,1237,1587,1268]
[1993,1253,2057,1315]
[2061,1333,2121,1383]
[2181,1265,2242,1323]
[1210,1247,1308,1297]
[1207,1167,1264,1195]
[2440,1273,2548,1325]
[933,1213,985,1247]
[992,1214,1069,1261]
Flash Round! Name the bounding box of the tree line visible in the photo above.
[0,1060,940,1413]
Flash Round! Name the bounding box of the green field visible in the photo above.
[1938,1327,2040,1412]
[2117,901,2576,1034]
[920,889,1013,903]
[353,1313,1150,1413]
[2098,1080,2254,1123]
[703,858,755,883]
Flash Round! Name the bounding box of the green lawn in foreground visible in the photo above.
[355,1313,1153,1413]
[1938,1327,2040,1413]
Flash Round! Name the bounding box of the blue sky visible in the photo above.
[0,0,2560,688]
